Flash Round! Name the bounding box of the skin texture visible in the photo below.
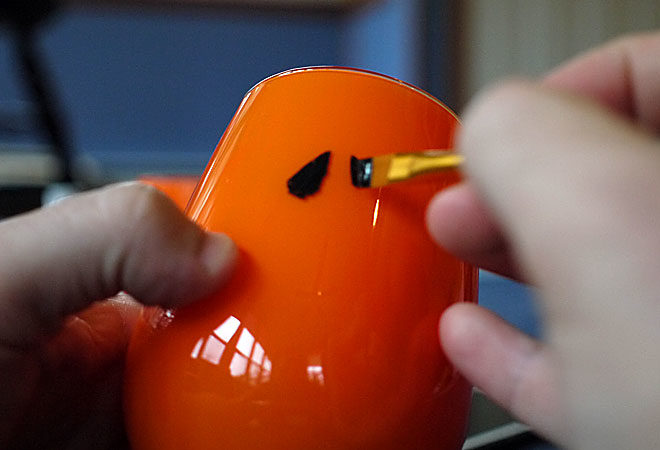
[427,31,660,449]
[0,183,236,449]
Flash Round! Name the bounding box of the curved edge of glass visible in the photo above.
[244,66,460,123]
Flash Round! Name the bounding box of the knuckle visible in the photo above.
[613,30,660,53]
[481,79,537,117]
[101,182,177,234]
[460,79,536,150]
[93,183,204,302]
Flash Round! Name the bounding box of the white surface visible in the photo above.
[0,147,62,185]
[463,422,531,450]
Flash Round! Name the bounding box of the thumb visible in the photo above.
[0,182,237,349]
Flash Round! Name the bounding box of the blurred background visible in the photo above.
[0,1,658,447]
[1,0,449,188]
[2,0,658,188]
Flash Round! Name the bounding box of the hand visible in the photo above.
[427,31,660,449]
[0,183,236,449]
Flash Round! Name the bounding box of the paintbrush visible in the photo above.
[350,150,463,188]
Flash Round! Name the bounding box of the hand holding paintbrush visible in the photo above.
[351,150,464,188]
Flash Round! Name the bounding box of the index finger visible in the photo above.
[0,183,237,349]
[543,31,660,130]
[427,31,660,280]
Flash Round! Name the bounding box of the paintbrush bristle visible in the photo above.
[350,154,395,188]
[350,156,373,188]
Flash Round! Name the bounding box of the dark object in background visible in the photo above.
[464,390,555,450]
[1,0,74,185]
[0,0,58,27]
[0,186,43,219]
[0,0,74,219]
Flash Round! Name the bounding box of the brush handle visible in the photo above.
[387,151,464,182]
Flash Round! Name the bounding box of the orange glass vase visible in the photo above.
[124,67,478,450]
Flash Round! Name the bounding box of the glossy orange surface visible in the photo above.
[124,67,478,450]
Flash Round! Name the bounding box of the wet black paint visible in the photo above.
[287,151,331,199]
[350,155,373,188]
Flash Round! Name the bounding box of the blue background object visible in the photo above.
[479,271,542,339]
[1,1,427,176]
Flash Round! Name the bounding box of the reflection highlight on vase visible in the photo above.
[189,315,273,385]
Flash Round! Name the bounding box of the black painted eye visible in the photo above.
[287,151,331,199]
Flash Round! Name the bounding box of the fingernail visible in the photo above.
[200,232,238,278]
